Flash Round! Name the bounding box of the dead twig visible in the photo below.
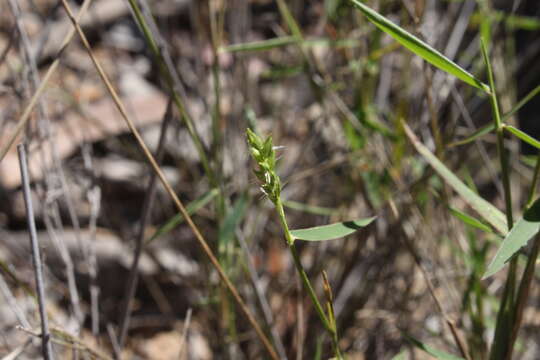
[17,143,54,360]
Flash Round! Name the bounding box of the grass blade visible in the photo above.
[218,193,249,249]
[403,122,508,234]
[220,36,297,53]
[483,198,540,279]
[450,123,495,147]
[449,206,495,234]
[404,333,465,360]
[503,84,540,121]
[504,125,540,150]
[145,188,219,245]
[290,217,375,241]
[349,0,490,93]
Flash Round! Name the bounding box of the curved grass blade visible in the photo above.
[145,188,219,245]
[504,125,540,150]
[290,217,375,241]
[349,0,490,93]
[449,206,495,234]
[450,123,495,147]
[403,122,508,234]
[502,84,540,121]
[483,198,540,279]
[404,333,465,360]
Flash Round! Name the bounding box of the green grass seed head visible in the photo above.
[246,129,281,203]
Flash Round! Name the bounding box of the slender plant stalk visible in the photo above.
[275,197,331,331]
[247,129,342,358]
[481,39,516,360]
[18,144,54,360]
[59,1,279,358]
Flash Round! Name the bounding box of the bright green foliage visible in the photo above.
[290,217,376,241]
[349,0,490,93]
[483,198,540,279]
[246,128,281,204]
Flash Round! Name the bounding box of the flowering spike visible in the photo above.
[246,129,281,204]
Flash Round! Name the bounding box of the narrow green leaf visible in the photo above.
[471,11,540,31]
[218,193,249,248]
[349,0,490,93]
[449,206,495,234]
[403,122,508,234]
[483,198,540,279]
[503,84,540,121]
[221,37,361,53]
[145,188,219,245]
[276,0,303,40]
[220,36,297,53]
[449,123,495,147]
[504,125,540,150]
[290,217,375,241]
[404,333,465,360]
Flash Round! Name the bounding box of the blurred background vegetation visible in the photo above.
[1,0,540,359]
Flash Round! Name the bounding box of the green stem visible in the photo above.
[481,39,516,360]
[275,198,333,334]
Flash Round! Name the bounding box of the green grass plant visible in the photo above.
[246,128,374,358]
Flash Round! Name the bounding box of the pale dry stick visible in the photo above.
[106,323,122,359]
[17,144,54,360]
[236,229,288,360]
[58,1,279,358]
[1,338,32,360]
[8,0,84,327]
[177,308,193,360]
[0,272,31,329]
[117,101,172,351]
[41,214,84,323]
[0,0,93,163]
[82,143,102,336]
